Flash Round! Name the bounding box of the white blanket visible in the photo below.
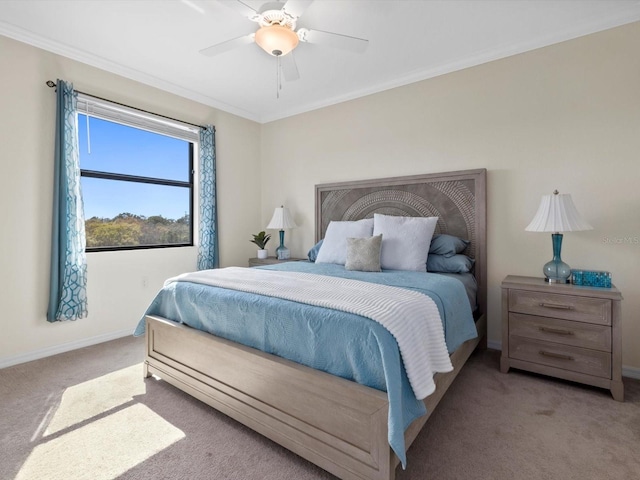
[167,267,453,399]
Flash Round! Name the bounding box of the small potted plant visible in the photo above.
[250,231,271,259]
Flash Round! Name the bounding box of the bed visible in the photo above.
[141,168,487,480]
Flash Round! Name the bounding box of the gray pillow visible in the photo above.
[345,235,382,272]
[427,254,475,273]
[429,234,470,257]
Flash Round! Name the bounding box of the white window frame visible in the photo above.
[77,94,200,251]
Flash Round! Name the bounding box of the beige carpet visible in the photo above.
[1,336,639,480]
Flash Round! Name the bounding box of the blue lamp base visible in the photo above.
[275,230,290,260]
[544,233,571,284]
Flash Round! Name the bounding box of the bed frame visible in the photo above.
[144,168,487,480]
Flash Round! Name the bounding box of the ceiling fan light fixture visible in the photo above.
[255,24,299,56]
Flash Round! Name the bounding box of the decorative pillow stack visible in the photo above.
[308,215,473,274]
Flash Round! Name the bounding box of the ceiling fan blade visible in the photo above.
[298,28,368,53]
[199,34,254,57]
[220,0,258,19]
[280,52,300,82]
[282,0,314,18]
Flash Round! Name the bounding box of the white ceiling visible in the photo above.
[1,0,639,123]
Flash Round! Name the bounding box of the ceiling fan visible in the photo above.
[199,0,369,83]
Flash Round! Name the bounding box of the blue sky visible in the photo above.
[78,115,191,220]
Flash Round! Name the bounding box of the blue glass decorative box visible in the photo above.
[571,269,612,288]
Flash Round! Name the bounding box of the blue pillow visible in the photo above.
[427,254,475,273]
[307,239,323,262]
[429,234,470,258]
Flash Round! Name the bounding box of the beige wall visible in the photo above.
[0,35,261,365]
[2,22,639,373]
[260,23,640,372]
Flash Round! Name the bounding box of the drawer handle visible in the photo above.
[538,326,574,336]
[538,302,574,310]
[539,350,574,361]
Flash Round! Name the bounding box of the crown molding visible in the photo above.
[2,5,640,125]
[0,20,261,123]
[260,10,640,123]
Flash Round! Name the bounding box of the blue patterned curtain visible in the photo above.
[47,80,88,322]
[197,125,218,270]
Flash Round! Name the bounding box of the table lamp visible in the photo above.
[266,205,298,260]
[525,190,592,283]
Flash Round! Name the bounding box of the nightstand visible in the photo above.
[501,275,623,401]
[248,256,306,267]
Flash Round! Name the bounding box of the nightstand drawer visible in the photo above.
[509,290,611,325]
[509,336,611,379]
[509,313,611,352]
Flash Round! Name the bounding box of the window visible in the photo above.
[77,95,198,251]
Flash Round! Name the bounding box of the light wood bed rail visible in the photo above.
[144,168,487,480]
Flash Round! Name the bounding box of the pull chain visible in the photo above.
[86,103,92,154]
[276,54,281,99]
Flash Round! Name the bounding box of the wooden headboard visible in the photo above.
[315,169,487,317]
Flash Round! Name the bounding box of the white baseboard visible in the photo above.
[4,331,640,380]
[484,339,640,380]
[622,365,640,380]
[0,328,134,369]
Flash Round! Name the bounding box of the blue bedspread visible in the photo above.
[134,262,477,467]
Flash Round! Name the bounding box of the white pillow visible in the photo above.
[315,218,374,265]
[373,214,438,271]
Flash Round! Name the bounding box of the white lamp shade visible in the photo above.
[266,206,298,230]
[525,192,593,232]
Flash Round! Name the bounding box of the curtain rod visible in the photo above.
[46,80,212,131]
